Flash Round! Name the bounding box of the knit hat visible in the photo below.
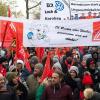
[82,72,93,85]
[34,63,43,70]
[52,62,62,71]
[69,66,79,75]
[83,54,92,61]
[6,72,17,82]
[66,51,72,57]
[30,56,39,65]
[52,57,59,64]
[86,58,95,68]
[16,59,24,68]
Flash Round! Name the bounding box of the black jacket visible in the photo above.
[0,86,17,100]
[88,92,100,100]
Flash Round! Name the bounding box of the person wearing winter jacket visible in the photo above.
[41,71,73,100]
[86,58,100,92]
[6,72,28,100]
[0,73,17,100]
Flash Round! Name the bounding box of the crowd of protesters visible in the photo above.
[0,46,100,100]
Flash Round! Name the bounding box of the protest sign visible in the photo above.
[41,0,100,20]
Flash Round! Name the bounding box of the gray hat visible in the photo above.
[35,63,43,70]
[30,56,39,64]
[52,57,59,64]
[69,66,79,75]
[53,62,62,71]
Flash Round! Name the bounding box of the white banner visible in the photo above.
[0,17,100,47]
[41,0,100,20]
[23,19,100,47]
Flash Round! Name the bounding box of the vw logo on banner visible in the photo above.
[55,1,64,11]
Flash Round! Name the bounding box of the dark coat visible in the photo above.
[0,86,17,100]
[63,75,81,100]
[20,67,30,81]
[41,83,72,100]
[7,81,28,100]
[89,92,100,100]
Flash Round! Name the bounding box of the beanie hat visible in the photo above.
[30,56,39,65]
[6,72,17,82]
[66,51,72,57]
[16,59,24,68]
[52,57,59,64]
[82,72,93,85]
[86,58,95,68]
[52,62,62,71]
[69,66,79,75]
[34,63,43,70]
[83,54,92,61]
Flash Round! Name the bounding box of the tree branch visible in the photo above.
[28,1,41,10]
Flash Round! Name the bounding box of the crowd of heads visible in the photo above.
[0,46,100,100]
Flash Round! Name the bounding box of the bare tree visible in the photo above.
[0,2,8,16]
[25,0,41,19]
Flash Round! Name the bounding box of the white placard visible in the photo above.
[41,0,100,20]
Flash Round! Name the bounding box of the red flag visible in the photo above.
[15,43,31,72]
[40,52,51,82]
[24,49,31,72]
[1,20,16,48]
[78,46,84,54]
[13,24,31,72]
[8,6,12,17]
[13,22,23,60]
[55,48,61,59]
[35,47,44,62]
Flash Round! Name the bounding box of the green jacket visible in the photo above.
[36,85,45,100]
